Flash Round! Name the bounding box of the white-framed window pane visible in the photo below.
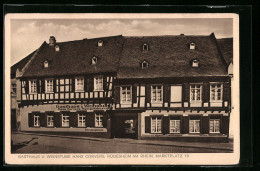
[151,86,163,102]
[190,85,202,101]
[62,114,69,127]
[209,119,220,133]
[189,120,200,133]
[75,78,84,91]
[46,80,53,92]
[78,114,86,127]
[121,86,131,103]
[34,114,40,126]
[151,117,162,133]
[29,80,37,93]
[170,119,181,133]
[47,115,54,126]
[11,84,17,96]
[94,76,103,91]
[95,113,103,127]
[210,83,223,101]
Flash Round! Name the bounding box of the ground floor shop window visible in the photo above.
[62,114,69,127]
[151,116,162,133]
[209,119,220,133]
[47,115,54,127]
[189,119,200,133]
[78,114,86,127]
[33,114,40,127]
[170,119,181,133]
[95,113,103,127]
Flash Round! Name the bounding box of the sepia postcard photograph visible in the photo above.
[4,13,239,165]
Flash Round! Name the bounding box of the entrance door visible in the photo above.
[111,114,138,139]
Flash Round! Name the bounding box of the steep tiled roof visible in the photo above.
[217,38,233,65]
[117,33,228,79]
[22,35,124,77]
[11,50,36,79]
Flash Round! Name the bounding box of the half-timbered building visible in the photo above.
[16,35,124,138]
[113,33,232,142]
[12,33,232,142]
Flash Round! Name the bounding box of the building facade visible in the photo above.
[12,33,233,142]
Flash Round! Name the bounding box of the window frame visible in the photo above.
[62,114,70,127]
[45,79,54,93]
[169,119,181,133]
[143,43,149,51]
[190,42,196,50]
[47,115,54,127]
[78,113,86,127]
[95,113,103,127]
[94,76,103,91]
[98,40,103,47]
[209,119,221,133]
[120,86,132,104]
[192,59,199,67]
[44,60,49,68]
[92,56,98,65]
[189,119,201,133]
[29,80,37,94]
[151,85,163,103]
[210,83,223,102]
[141,61,149,69]
[33,113,40,127]
[190,84,202,102]
[151,116,162,134]
[75,77,84,92]
[11,83,17,96]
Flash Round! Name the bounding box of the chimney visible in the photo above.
[49,36,56,46]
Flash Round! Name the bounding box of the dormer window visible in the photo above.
[190,42,196,50]
[143,43,149,51]
[55,45,60,52]
[141,60,149,69]
[192,59,199,67]
[98,40,103,47]
[44,60,49,68]
[92,56,98,65]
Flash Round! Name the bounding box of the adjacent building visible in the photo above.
[11,33,233,142]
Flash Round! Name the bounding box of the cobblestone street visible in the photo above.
[11,132,233,153]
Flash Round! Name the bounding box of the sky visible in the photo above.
[10,18,233,65]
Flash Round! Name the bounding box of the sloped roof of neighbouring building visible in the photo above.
[21,35,124,77]
[11,50,37,79]
[117,33,229,79]
[217,38,233,65]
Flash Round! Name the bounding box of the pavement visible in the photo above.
[11,132,233,153]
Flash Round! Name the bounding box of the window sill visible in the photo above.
[189,132,200,134]
[29,93,37,94]
[75,90,84,93]
[121,102,132,104]
[151,102,163,104]
[190,101,202,103]
[209,132,220,134]
[210,101,223,103]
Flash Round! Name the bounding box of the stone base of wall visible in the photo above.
[141,135,228,143]
[23,131,111,139]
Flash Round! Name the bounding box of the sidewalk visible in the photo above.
[12,131,233,152]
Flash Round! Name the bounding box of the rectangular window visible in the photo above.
[210,83,223,101]
[75,77,84,92]
[45,79,53,93]
[33,113,40,127]
[11,84,17,96]
[95,113,103,127]
[209,119,220,133]
[151,116,162,133]
[151,85,163,103]
[78,114,86,127]
[62,114,69,127]
[170,119,181,133]
[170,85,182,102]
[47,115,54,127]
[121,86,132,103]
[29,80,37,94]
[56,78,72,92]
[189,119,200,133]
[94,76,103,91]
[190,84,202,102]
